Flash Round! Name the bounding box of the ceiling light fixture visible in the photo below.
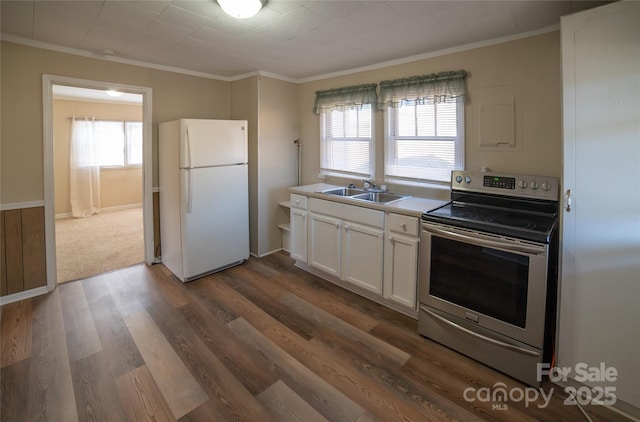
[106,90,123,97]
[217,0,265,19]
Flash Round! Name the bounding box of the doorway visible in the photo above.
[43,75,154,290]
[52,85,144,282]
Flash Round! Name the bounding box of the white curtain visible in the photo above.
[69,117,101,218]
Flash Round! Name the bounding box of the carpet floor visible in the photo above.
[55,207,144,283]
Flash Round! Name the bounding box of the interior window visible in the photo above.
[94,120,142,168]
[320,104,374,178]
[385,99,464,184]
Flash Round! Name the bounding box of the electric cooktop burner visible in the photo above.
[485,215,537,230]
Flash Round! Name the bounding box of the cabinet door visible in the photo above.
[308,213,341,277]
[383,233,419,309]
[341,222,384,294]
[290,208,307,262]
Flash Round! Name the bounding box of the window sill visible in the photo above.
[100,165,142,171]
[386,179,449,191]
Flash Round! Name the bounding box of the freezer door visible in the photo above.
[180,119,248,168]
[180,165,249,280]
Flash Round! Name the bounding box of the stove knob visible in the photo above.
[541,182,551,191]
[465,176,472,184]
[518,180,527,189]
[455,175,463,183]
[529,181,539,190]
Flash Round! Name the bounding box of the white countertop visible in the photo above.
[289,183,448,218]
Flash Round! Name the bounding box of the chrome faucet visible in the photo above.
[363,179,377,189]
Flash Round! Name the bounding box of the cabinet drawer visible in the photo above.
[290,194,308,209]
[386,213,419,237]
[309,198,384,228]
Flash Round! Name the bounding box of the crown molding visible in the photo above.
[2,24,559,85]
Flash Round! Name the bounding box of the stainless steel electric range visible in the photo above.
[418,170,559,386]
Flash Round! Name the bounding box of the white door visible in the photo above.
[559,1,640,409]
[180,164,249,279]
[180,119,248,168]
[341,222,384,294]
[308,213,341,278]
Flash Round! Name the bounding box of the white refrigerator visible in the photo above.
[159,119,249,282]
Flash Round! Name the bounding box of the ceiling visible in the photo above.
[1,1,607,82]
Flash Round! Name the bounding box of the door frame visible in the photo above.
[42,74,154,291]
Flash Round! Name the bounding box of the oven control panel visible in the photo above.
[483,175,516,190]
[452,170,559,200]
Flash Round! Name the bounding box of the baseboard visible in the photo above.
[258,248,286,258]
[101,203,143,212]
[56,203,142,219]
[554,378,640,421]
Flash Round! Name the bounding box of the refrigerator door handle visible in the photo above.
[186,169,193,213]
[185,124,193,168]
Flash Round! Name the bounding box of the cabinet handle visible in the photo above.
[389,236,395,243]
[344,224,350,232]
[335,222,341,229]
[565,189,572,212]
[400,223,407,231]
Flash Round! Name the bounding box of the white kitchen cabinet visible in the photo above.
[383,213,419,309]
[341,221,384,294]
[289,194,308,263]
[559,1,640,413]
[308,212,341,277]
[290,192,425,317]
[308,198,385,292]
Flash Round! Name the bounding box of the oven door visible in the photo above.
[419,222,549,348]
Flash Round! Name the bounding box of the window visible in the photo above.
[379,70,467,185]
[385,99,463,184]
[95,120,142,167]
[320,104,373,178]
[313,83,378,179]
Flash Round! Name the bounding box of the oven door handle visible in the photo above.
[423,225,545,255]
[420,306,541,358]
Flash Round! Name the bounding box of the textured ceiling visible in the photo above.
[0,1,608,81]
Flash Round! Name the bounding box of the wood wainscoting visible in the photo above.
[0,206,47,296]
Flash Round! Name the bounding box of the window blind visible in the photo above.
[385,99,464,184]
[320,104,373,177]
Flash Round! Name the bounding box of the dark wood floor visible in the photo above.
[1,252,628,421]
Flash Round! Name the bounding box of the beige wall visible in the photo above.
[297,31,562,197]
[53,99,143,215]
[257,76,299,255]
[230,76,259,254]
[1,40,230,206]
[231,76,299,256]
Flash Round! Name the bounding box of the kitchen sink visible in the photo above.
[317,186,411,204]
[351,192,411,204]
[319,187,367,196]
